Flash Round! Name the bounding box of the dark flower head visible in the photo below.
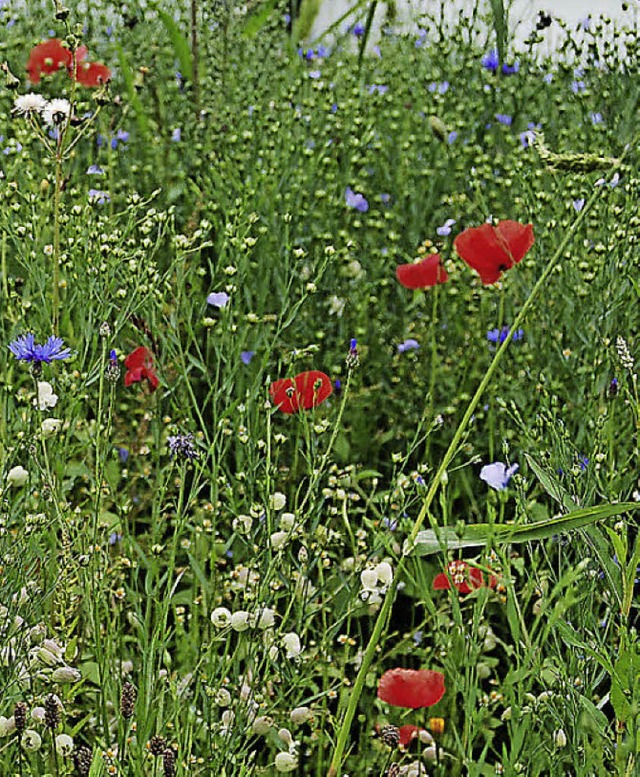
[167,433,199,461]
[454,220,534,284]
[9,333,72,364]
[377,668,446,709]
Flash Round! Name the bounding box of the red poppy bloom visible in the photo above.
[377,668,446,709]
[398,724,430,748]
[26,39,87,84]
[433,560,497,594]
[124,346,159,392]
[270,370,333,414]
[396,254,448,289]
[74,60,112,87]
[453,220,534,284]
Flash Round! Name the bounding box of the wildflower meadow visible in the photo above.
[0,0,639,775]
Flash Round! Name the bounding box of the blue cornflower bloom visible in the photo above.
[9,334,72,364]
[501,61,519,75]
[447,130,458,144]
[480,461,519,490]
[487,326,524,345]
[397,339,420,353]
[345,187,368,212]
[351,22,365,36]
[482,49,500,72]
[495,113,513,126]
[241,351,254,365]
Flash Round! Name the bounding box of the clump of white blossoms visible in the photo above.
[36,381,58,410]
[359,561,394,605]
[42,99,71,127]
[13,93,47,116]
[274,727,299,773]
[6,465,29,487]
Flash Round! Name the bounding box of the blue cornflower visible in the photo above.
[436,218,456,237]
[309,70,322,79]
[397,339,420,353]
[447,130,458,144]
[480,461,519,490]
[241,351,254,365]
[86,164,105,175]
[345,187,368,212]
[501,61,519,75]
[351,22,365,36]
[482,49,500,72]
[487,326,524,345]
[495,113,512,126]
[9,334,72,364]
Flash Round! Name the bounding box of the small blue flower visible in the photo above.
[88,189,111,204]
[436,218,456,237]
[482,49,500,72]
[241,351,254,365]
[495,113,513,126]
[573,199,585,212]
[171,127,182,142]
[308,70,322,79]
[447,130,458,144]
[367,84,388,95]
[9,334,72,364]
[380,193,391,204]
[345,187,368,212]
[118,447,130,463]
[480,461,519,490]
[86,164,105,175]
[397,339,420,353]
[207,291,229,308]
[501,61,519,75]
[487,326,524,345]
[571,80,586,93]
[351,22,365,36]
[590,112,603,125]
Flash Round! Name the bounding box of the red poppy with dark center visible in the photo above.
[74,60,112,87]
[26,39,87,83]
[270,370,333,414]
[433,560,497,594]
[124,346,159,392]
[396,254,448,289]
[453,220,534,284]
[377,668,446,709]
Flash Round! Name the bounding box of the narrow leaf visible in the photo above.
[116,44,151,143]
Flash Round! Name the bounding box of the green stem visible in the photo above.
[52,151,62,334]
[327,167,614,777]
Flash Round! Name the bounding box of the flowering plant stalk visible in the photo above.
[327,153,629,777]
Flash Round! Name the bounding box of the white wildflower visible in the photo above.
[36,381,58,410]
[52,665,81,683]
[13,93,47,116]
[289,706,312,725]
[42,418,63,436]
[42,98,71,127]
[270,492,286,511]
[210,607,232,628]
[6,465,29,487]
[55,733,74,756]
[230,610,250,632]
[22,729,42,750]
[282,632,302,659]
[275,752,298,772]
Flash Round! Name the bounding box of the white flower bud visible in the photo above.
[275,752,298,772]
[279,512,296,531]
[553,729,567,749]
[252,715,273,735]
[268,645,279,661]
[282,632,302,659]
[7,465,28,487]
[230,611,250,632]
[22,729,42,750]
[270,531,289,551]
[360,568,378,590]
[52,665,81,683]
[233,514,253,534]
[0,716,16,737]
[289,706,312,725]
[55,733,74,756]
[41,418,63,436]
[214,688,231,707]
[270,492,286,511]
[210,607,232,628]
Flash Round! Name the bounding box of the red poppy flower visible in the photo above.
[26,39,87,84]
[433,560,497,594]
[124,346,159,392]
[398,724,430,748]
[270,370,333,414]
[453,220,534,284]
[377,668,446,709]
[396,254,448,289]
[74,60,112,87]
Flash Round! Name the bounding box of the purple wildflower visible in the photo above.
[397,339,420,353]
[9,334,72,364]
[345,187,368,212]
[480,462,519,490]
[207,291,229,308]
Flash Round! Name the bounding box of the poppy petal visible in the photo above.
[270,378,299,414]
[396,254,448,289]
[495,220,535,265]
[432,572,452,590]
[74,60,111,87]
[377,668,446,709]
[294,370,333,410]
[125,346,152,370]
[454,220,534,284]
[398,724,420,748]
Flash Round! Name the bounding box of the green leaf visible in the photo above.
[116,44,151,143]
[241,0,279,38]
[524,453,577,512]
[154,6,194,81]
[489,0,507,64]
[409,502,640,556]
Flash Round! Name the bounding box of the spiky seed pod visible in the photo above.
[162,747,176,777]
[380,724,400,748]
[13,702,27,733]
[44,694,61,730]
[120,681,137,719]
[148,735,167,756]
[73,745,93,776]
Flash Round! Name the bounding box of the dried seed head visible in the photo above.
[44,694,61,730]
[13,702,27,733]
[73,745,93,776]
[386,764,401,777]
[148,735,167,756]
[163,747,176,777]
[120,681,137,719]
[380,723,400,748]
